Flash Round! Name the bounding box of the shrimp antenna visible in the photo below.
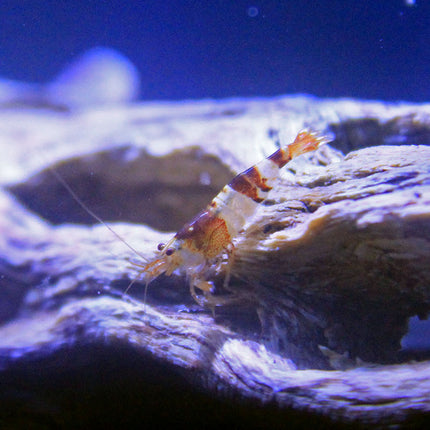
[123,275,140,297]
[122,269,150,317]
[122,260,150,296]
[48,165,146,260]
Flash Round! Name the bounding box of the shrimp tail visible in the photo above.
[288,129,328,158]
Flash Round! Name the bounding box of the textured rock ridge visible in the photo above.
[1,95,430,427]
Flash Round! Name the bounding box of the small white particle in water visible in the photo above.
[405,0,416,6]
[199,171,211,185]
[247,6,259,17]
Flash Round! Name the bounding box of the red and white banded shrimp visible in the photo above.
[133,130,329,304]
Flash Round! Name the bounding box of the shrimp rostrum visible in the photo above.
[137,130,329,305]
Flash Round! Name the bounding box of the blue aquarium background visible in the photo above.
[0,0,428,102]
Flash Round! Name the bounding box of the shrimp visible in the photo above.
[136,130,329,305]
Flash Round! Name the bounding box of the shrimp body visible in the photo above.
[140,130,328,303]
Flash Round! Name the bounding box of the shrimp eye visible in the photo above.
[165,248,174,256]
[157,243,165,251]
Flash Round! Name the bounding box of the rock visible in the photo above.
[1,95,430,428]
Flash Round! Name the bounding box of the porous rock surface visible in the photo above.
[0,95,430,428]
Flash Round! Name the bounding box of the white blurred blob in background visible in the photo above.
[0,47,141,109]
[47,47,141,108]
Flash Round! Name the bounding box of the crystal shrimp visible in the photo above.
[134,130,329,304]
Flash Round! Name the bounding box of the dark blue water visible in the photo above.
[1,0,428,101]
